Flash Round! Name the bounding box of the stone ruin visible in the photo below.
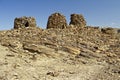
[14,16,36,29]
[47,13,67,29]
[101,27,117,34]
[69,14,86,27]
[13,13,87,29]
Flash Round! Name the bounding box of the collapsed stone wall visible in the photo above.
[101,27,117,34]
[14,16,36,29]
[69,14,86,27]
[47,13,67,29]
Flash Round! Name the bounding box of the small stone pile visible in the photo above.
[101,27,117,34]
[47,13,67,29]
[69,14,86,27]
[14,16,36,29]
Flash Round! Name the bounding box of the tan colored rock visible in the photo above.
[47,71,59,77]
[106,52,117,57]
[14,16,36,29]
[23,44,55,54]
[62,46,80,55]
[1,40,22,49]
[98,45,110,51]
[47,13,67,29]
[101,27,117,34]
[69,14,86,27]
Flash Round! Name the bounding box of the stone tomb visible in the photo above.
[14,16,36,29]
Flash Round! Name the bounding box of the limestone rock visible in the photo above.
[98,45,110,51]
[69,14,86,27]
[1,40,22,49]
[23,44,55,54]
[101,27,117,34]
[47,71,59,77]
[14,16,36,29]
[62,46,80,55]
[47,13,67,29]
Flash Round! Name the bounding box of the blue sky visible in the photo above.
[0,0,120,30]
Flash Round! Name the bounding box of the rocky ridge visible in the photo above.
[0,26,119,80]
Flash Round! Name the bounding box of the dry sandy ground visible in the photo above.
[0,45,119,80]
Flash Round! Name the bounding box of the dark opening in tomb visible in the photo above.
[118,29,120,33]
[25,21,29,27]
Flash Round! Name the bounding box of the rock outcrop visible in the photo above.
[14,16,36,29]
[47,13,67,29]
[69,14,86,27]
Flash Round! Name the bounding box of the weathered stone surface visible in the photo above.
[0,24,120,80]
[62,46,80,55]
[23,44,55,54]
[69,14,86,27]
[101,27,117,34]
[47,13,67,29]
[118,29,120,33]
[47,71,59,77]
[14,16,36,29]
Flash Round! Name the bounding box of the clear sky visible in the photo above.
[0,0,120,30]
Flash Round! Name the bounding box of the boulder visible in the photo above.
[47,13,67,29]
[14,16,36,29]
[69,14,86,27]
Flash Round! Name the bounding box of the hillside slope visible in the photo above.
[0,27,120,80]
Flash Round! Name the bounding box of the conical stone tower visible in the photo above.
[47,13,67,29]
[69,14,86,27]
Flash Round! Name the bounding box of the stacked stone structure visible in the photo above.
[47,13,67,29]
[14,16,36,29]
[69,14,86,27]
